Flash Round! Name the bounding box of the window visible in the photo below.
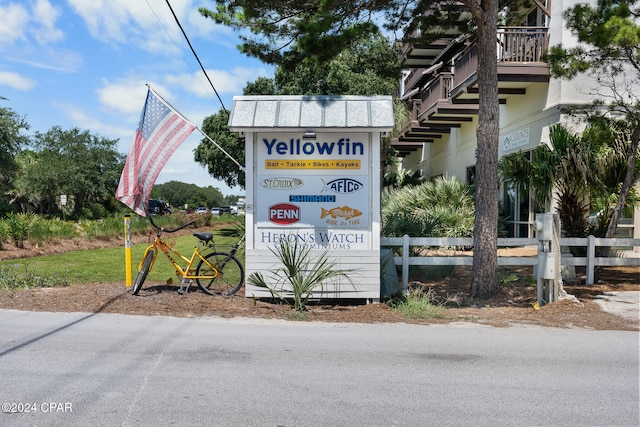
[466,166,476,187]
[501,150,541,238]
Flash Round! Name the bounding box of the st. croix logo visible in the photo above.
[261,177,304,190]
[322,178,363,194]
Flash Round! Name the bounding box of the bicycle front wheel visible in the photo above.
[132,249,154,295]
[196,252,244,296]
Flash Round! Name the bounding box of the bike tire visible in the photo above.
[132,249,154,295]
[196,252,244,296]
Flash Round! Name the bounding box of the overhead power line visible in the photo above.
[164,0,227,113]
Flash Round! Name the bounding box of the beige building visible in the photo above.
[393,0,639,244]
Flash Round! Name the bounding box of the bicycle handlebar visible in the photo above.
[147,209,195,233]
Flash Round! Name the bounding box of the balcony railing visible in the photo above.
[402,27,548,96]
[498,27,549,63]
[419,72,453,112]
[452,26,549,93]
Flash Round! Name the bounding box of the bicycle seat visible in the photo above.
[193,232,213,243]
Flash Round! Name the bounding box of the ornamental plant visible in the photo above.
[247,240,354,316]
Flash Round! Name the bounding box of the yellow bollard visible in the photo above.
[124,215,132,287]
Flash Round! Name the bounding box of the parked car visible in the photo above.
[210,207,221,215]
[219,206,231,215]
[148,199,172,215]
[195,207,209,214]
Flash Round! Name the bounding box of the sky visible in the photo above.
[0,0,274,197]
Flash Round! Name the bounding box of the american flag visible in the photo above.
[116,88,196,216]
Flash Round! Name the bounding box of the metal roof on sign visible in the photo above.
[228,95,394,131]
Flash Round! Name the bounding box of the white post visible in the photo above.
[535,213,556,305]
[586,235,596,285]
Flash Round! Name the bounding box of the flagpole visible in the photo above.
[194,127,245,171]
[146,84,245,172]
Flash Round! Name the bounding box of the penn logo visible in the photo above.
[269,203,300,224]
[323,178,363,194]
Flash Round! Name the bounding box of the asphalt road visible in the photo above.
[0,309,638,426]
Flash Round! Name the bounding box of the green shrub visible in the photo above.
[80,216,126,241]
[387,287,447,319]
[381,176,475,238]
[192,212,212,228]
[248,240,354,315]
[0,261,70,289]
[5,212,31,248]
[0,220,6,249]
[27,217,78,245]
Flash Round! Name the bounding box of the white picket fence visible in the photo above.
[380,235,640,291]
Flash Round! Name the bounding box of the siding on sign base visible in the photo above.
[245,250,381,300]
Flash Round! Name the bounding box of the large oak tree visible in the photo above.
[26,127,124,218]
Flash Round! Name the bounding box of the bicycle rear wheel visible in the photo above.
[132,249,154,295]
[196,252,244,296]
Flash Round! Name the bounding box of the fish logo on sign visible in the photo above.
[269,203,300,224]
[322,178,363,194]
[320,206,363,220]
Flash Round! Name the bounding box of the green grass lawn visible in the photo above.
[7,231,245,285]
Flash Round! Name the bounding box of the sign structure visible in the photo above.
[256,133,369,251]
[228,95,394,300]
[501,126,531,152]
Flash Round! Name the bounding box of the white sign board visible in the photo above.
[229,95,394,300]
[254,132,370,250]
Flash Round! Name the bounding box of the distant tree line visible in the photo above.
[150,181,241,211]
[0,101,239,219]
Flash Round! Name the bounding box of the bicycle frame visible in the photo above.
[139,235,218,283]
[132,211,245,296]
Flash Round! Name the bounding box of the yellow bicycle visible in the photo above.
[131,214,244,296]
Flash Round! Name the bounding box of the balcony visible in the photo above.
[394,26,550,156]
[451,27,550,99]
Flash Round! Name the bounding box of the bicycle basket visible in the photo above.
[162,236,178,250]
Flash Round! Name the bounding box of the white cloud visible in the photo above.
[0,71,36,90]
[0,1,75,76]
[96,78,151,115]
[52,100,133,141]
[94,75,228,122]
[0,3,29,46]
[67,0,142,44]
[32,0,64,44]
[166,66,271,99]
[0,1,64,47]
[8,47,83,73]
[67,0,234,56]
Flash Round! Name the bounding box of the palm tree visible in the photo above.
[381,176,475,238]
[247,241,354,315]
[5,150,41,213]
[499,124,592,237]
[500,122,640,241]
[583,119,640,237]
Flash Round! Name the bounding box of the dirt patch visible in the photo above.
[0,232,638,330]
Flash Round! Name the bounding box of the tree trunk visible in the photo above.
[604,123,640,239]
[468,0,500,298]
